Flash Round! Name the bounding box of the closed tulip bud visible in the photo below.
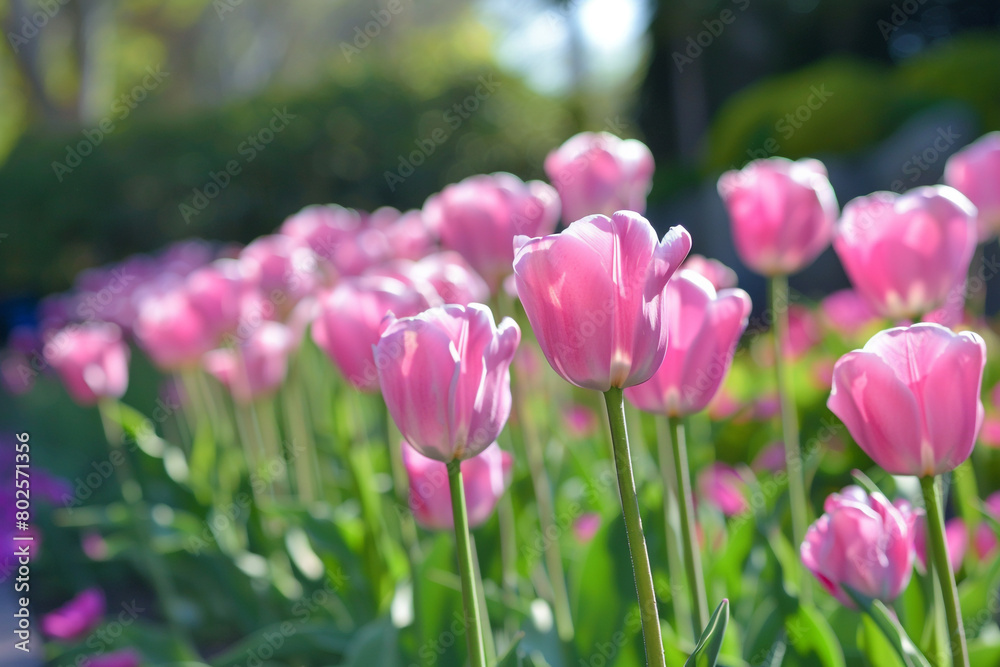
[697,463,749,517]
[625,270,750,416]
[974,491,1000,560]
[944,131,1000,240]
[41,588,105,641]
[718,157,838,276]
[377,303,520,462]
[402,441,512,530]
[45,323,129,406]
[513,211,691,391]
[833,186,977,319]
[681,254,739,290]
[801,486,917,607]
[239,234,319,313]
[915,516,967,574]
[204,322,294,403]
[312,276,431,392]
[423,173,560,289]
[185,258,246,341]
[544,132,655,222]
[828,323,985,477]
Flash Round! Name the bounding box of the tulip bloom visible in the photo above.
[718,157,838,276]
[681,254,739,290]
[44,323,129,406]
[697,463,749,517]
[801,486,917,607]
[402,441,512,530]
[820,289,879,337]
[828,323,985,477]
[915,517,968,574]
[833,186,977,319]
[204,322,295,403]
[625,270,750,416]
[544,132,655,222]
[312,276,431,392]
[423,173,560,289]
[376,303,520,461]
[41,588,105,641]
[134,288,217,370]
[974,491,1000,560]
[513,211,691,391]
[944,131,1000,240]
[185,259,246,341]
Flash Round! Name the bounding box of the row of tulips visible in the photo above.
[7,128,1000,666]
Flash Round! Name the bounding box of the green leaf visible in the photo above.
[844,586,932,667]
[684,599,730,667]
[789,604,846,667]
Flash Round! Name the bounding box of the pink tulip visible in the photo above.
[135,288,217,369]
[513,211,691,391]
[979,416,1000,448]
[239,234,319,314]
[974,491,1000,560]
[944,131,1000,239]
[801,486,917,607]
[784,305,821,359]
[280,204,363,279]
[402,441,513,530]
[573,513,602,543]
[752,442,787,473]
[718,157,838,276]
[697,463,748,517]
[833,186,976,319]
[41,588,105,641]
[828,323,985,477]
[204,322,295,403]
[544,132,655,222]
[563,404,599,438]
[820,289,879,337]
[44,323,129,405]
[370,208,436,261]
[915,517,967,574]
[423,172,560,289]
[83,649,142,667]
[411,252,490,306]
[376,303,520,461]
[624,270,750,416]
[312,276,431,392]
[185,259,246,341]
[681,254,739,290]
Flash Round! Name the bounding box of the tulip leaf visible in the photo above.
[844,586,932,667]
[684,599,729,667]
[788,604,846,667]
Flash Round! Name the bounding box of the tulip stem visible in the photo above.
[667,416,709,634]
[769,274,811,606]
[603,388,666,667]
[920,475,969,667]
[98,399,190,647]
[653,414,693,641]
[447,459,489,667]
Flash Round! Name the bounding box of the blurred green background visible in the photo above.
[0,0,998,305]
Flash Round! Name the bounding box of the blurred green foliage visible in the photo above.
[0,65,573,296]
[704,33,1000,172]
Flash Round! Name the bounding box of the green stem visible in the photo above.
[516,393,575,642]
[653,415,692,641]
[769,274,811,606]
[98,400,189,645]
[667,416,709,634]
[920,475,969,667]
[603,388,666,667]
[448,459,488,667]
